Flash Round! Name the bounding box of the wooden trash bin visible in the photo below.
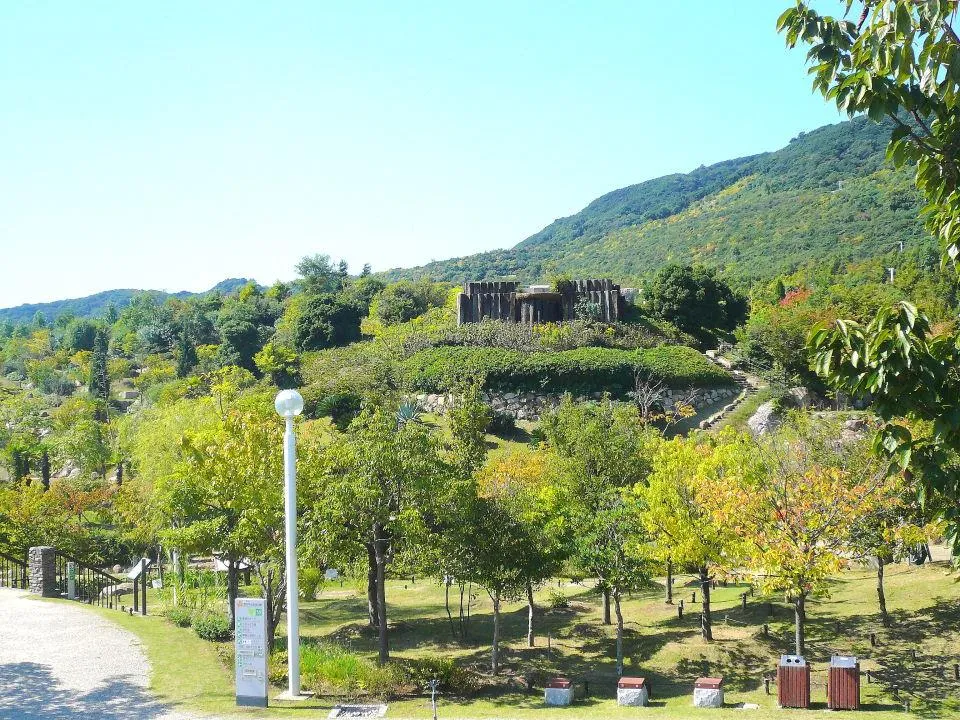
[617,676,651,706]
[693,677,724,708]
[777,655,810,708]
[828,656,860,710]
[544,677,573,706]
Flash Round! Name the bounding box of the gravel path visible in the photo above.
[0,588,203,719]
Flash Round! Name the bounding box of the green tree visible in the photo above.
[293,293,362,351]
[646,264,748,334]
[296,253,338,295]
[637,433,742,642]
[541,397,657,660]
[62,318,98,352]
[300,403,452,663]
[88,327,110,419]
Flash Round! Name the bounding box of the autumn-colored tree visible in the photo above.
[715,421,889,655]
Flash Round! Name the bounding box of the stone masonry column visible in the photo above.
[28,546,57,597]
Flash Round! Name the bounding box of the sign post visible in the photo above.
[66,561,76,600]
[235,597,268,708]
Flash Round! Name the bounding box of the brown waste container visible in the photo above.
[777,655,810,709]
[828,656,860,710]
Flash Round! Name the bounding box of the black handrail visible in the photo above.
[53,551,126,611]
[0,550,27,590]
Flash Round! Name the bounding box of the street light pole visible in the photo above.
[275,389,305,699]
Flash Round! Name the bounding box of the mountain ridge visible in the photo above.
[381,115,930,288]
[0,278,254,325]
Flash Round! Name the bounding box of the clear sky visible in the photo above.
[0,1,843,308]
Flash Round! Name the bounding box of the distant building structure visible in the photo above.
[456,279,626,326]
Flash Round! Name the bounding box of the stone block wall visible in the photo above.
[28,546,57,597]
[415,386,738,421]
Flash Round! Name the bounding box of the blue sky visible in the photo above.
[0,1,843,307]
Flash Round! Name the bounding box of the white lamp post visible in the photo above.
[274,389,304,699]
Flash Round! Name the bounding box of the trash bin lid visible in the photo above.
[779,654,807,666]
[695,677,723,689]
[618,677,647,689]
[830,656,858,668]
[547,678,571,689]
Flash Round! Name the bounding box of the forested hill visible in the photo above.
[383,116,933,287]
[0,278,252,325]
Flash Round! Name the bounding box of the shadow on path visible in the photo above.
[0,662,176,720]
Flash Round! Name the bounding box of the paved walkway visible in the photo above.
[0,588,200,719]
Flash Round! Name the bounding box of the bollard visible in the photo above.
[678,605,684,619]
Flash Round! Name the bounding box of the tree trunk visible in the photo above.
[445,576,456,638]
[877,556,890,628]
[491,590,501,674]
[614,589,624,675]
[526,581,535,647]
[366,543,379,629]
[458,582,466,639]
[115,461,123,487]
[699,567,713,641]
[665,556,673,604]
[794,593,806,656]
[602,585,612,625]
[227,558,239,630]
[375,543,389,664]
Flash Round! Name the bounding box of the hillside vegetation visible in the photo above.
[383,116,932,288]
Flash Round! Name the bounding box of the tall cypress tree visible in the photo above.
[89,326,110,420]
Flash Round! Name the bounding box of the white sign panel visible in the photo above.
[235,598,268,707]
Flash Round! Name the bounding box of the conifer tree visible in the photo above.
[88,326,110,420]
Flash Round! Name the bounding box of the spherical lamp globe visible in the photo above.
[274,389,304,418]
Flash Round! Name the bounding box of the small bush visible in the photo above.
[193,611,233,642]
[164,606,194,627]
[488,410,517,437]
[403,656,480,696]
[299,567,324,601]
[547,589,570,610]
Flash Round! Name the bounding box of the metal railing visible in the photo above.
[0,550,27,589]
[53,551,125,610]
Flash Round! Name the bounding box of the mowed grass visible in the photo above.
[288,562,960,718]
[83,558,959,718]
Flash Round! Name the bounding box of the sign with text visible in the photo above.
[235,598,268,707]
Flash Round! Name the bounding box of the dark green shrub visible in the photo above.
[164,606,194,627]
[488,410,517,436]
[402,656,480,696]
[193,611,232,642]
[316,392,362,431]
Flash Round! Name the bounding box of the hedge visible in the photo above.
[401,345,731,395]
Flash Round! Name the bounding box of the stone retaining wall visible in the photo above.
[415,386,738,421]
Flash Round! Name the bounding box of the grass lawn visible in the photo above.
[96,559,960,718]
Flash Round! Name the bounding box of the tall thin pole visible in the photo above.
[284,415,300,697]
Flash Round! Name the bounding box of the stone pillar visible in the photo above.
[28,546,57,597]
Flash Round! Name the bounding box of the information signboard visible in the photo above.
[235,597,268,707]
[66,561,76,600]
